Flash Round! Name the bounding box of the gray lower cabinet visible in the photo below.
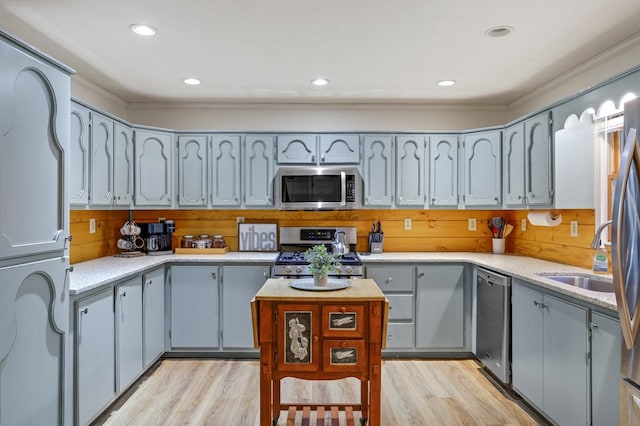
[512,281,588,425]
[221,264,271,350]
[591,311,620,426]
[416,264,465,349]
[76,288,115,426]
[170,265,219,349]
[365,264,415,349]
[115,278,143,392]
[143,267,166,367]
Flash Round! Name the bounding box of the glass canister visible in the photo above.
[199,234,212,248]
[180,235,195,248]
[213,235,226,248]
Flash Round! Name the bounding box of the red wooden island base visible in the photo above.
[251,279,388,426]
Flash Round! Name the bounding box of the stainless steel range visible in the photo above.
[274,226,363,278]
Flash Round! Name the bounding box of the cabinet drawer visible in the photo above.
[366,266,414,292]
[322,304,366,338]
[385,323,414,349]
[323,339,367,373]
[386,294,414,321]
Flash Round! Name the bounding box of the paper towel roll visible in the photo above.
[527,211,563,227]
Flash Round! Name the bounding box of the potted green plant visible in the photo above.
[304,244,341,286]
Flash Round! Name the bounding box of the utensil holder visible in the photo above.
[492,238,505,254]
[368,232,384,253]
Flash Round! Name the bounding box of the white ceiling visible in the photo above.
[1,0,640,105]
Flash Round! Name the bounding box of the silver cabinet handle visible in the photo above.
[417,272,425,278]
[67,265,74,272]
[146,279,152,286]
[385,277,393,284]
[211,272,217,280]
[80,307,88,315]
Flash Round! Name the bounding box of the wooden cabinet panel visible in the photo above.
[322,339,367,373]
[362,135,393,207]
[177,135,208,207]
[276,305,321,372]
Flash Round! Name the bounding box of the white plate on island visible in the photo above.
[289,278,352,291]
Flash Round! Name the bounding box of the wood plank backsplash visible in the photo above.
[70,208,601,270]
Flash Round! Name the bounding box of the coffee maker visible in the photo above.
[139,220,174,255]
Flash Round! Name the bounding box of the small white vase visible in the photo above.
[314,273,328,287]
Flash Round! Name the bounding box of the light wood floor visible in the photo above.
[95,358,543,425]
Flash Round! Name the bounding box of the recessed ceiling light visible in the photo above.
[437,80,456,87]
[485,26,513,38]
[183,78,201,86]
[311,78,329,86]
[129,24,157,36]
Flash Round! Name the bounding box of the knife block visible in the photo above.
[368,232,384,253]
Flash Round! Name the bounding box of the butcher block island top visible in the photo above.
[251,278,388,426]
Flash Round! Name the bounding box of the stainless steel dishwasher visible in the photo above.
[476,267,511,386]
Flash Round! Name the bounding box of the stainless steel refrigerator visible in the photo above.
[616,97,640,424]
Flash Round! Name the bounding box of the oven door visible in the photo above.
[277,170,346,210]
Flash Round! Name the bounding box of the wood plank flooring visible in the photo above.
[94,359,542,426]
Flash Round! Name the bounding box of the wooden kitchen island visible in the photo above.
[251,278,388,426]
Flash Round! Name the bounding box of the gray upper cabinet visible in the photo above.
[524,112,553,206]
[363,135,394,207]
[70,102,91,205]
[90,112,114,206]
[462,130,502,207]
[319,134,360,164]
[396,135,427,207]
[277,134,317,164]
[112,122,134,206]
[0,36,70,260]
[503,122,526,207]
[177,135,208,207]
[429,135,459,208]
[244,135,275,207]
[134,129,173,207]
[210,135,241,207]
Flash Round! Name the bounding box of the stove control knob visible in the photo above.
[295,266,303,273]
[336,266,343,273]
[345,266,353,274]
[284,266,292,274]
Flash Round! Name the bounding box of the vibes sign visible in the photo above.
[238,223,277,251]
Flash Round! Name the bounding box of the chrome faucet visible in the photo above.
[591,220,613,248]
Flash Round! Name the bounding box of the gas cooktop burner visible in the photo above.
[276,251,362,265]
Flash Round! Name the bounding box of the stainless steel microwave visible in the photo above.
[274,165,362,210]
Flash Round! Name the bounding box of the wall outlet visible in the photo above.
[89,218,96,234]
[236,217,245,225]
[404,218,412,230]
[468,218,477,231]
[158,217,165,222]
[521,218,527,231]
[570,220,579,237]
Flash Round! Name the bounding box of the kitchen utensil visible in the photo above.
[503,224,514,238]
[332,230,350,255]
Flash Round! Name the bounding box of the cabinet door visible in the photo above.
[415,265,464,349]
[396,135,427,207]
[244,135,275,207]
[115,278,143,392]
[210,135,241,206]
[462,130,501,207]
[276,134,317,164]
[362,135,393,207]
[542,295,588,426]
[365,265,414,293]
[113,122,134,206]
[511,283,544,410]
[0,39,70,260]
[524,112,553,206]
[70,102,90,205]
[143,268,166,367]
[177,135,208,207]
[591,312,621,426]
[90,112,114,206]
[134,129,173,206]
[319,134,360,164]
[503,122,526,207]
[276,304,321,372]
[429,135,459,207]
[76,289,115,426]
[0,258,69,426]
[221,265,271,349]
[170,266,219,349]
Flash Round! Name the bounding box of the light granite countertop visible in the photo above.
[69,251,616,313]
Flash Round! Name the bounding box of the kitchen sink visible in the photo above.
[536,273,615,293]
